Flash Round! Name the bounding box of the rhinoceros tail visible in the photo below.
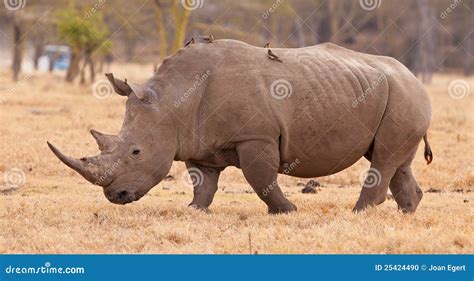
[423,134,433,165]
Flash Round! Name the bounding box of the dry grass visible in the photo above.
[0,66,473,254]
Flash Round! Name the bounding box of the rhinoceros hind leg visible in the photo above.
[237,140,297,214]
[185,161,223,210]
[352,163,397,212]
[389,162,423,213]
[353,124,426,213]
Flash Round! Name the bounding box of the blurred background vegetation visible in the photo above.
[1,0,473,83]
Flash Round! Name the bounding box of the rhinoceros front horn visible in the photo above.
[47,141,100,184]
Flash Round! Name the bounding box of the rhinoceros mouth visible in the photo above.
[103,180,148,205]
[105,189,137,205]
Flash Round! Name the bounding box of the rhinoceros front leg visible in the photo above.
[185,161,223,211]
[236,141,297,214]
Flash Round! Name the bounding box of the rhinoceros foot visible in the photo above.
[268,202,297,214]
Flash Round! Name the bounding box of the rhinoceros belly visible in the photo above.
[275,52,389,178]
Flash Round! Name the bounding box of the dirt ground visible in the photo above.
[0,67,472,253]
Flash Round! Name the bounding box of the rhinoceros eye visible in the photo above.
[132,149,141,155]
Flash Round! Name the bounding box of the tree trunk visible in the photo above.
[97,58,104,74]
[327,1,339,43]
[155,0,169,60]
[311,13,320,45]
[464,0,474,76]
[171,0,190,53]
[32,43,43,70]
[49,51,60,72]
[12,16,23,81]
[271,15,280,47]
[66,51,81,82]
[415,0,436,84]
[295,17,305,47]
[88,56,95,82]
[80,61,86,84]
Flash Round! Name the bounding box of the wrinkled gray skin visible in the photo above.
[48,40,433,214]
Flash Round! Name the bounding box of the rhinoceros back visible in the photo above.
[167,40,392,177]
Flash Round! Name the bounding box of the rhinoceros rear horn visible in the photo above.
[105,73,132,97]
[128,83,156,101]
[47,141,99,184]
[90,130,118,152]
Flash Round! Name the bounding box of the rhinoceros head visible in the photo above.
[48,73,177,205]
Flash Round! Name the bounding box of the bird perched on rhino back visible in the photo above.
[200,34,214,43]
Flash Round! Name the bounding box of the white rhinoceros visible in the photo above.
[48,39,432,214]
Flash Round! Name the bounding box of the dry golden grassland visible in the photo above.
[0,67,473,254]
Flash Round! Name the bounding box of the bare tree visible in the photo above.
[154,0,191,60]
[11,14,23,81]
[464,0,474,76]
[414,0,436,84]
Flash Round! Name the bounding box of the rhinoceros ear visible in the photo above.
[128,83,157,101]
[105,73,132,96]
